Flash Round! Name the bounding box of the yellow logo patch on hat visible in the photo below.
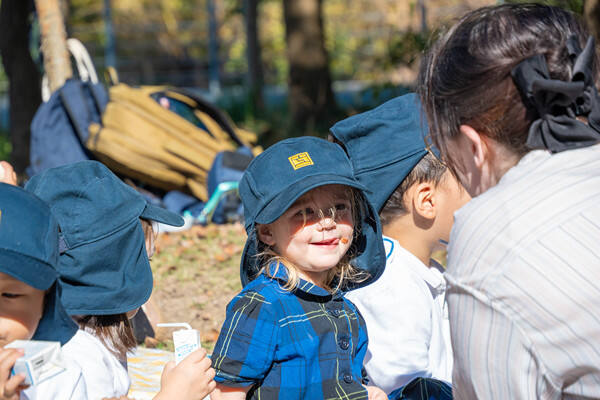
[288,152,314,170]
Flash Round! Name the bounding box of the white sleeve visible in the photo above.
[447,284,557,400]
[21,360,88,400]
[350,281,433,394]
[68,372,88,399]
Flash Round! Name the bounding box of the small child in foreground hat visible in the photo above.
[210,137,387,400]
[0,183,86,399]
[330,93,470,396]
[25,161,216,400]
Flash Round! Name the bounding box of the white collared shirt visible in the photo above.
[62,329,131,400]
[21,354,87,400]
[346,237,453,394]
[446,144,600,399]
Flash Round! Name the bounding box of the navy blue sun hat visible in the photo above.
[330,93,438,213]
[239,136,386,289]
[25,161,184,315]
[0,183,77,344]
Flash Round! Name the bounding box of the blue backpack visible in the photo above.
[28,79,108,176]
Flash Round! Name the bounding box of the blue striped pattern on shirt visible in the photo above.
[212,265,369,399]
[445,145,600,399]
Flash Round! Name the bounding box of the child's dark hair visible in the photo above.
[418,4,596,174]
[379,152,447,226]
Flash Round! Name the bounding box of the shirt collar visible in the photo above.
[383,235,446,295]
[264,262,332,298]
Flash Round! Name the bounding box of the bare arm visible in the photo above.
[209,383,251,400]
[0,162,17,186]
[153,349,216,400]
[366,385,387,400]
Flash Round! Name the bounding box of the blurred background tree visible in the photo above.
[0,0,41,173]
[283,0,336,132]
[0,0,594,167]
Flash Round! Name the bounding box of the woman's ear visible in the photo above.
[256,224,275,246]
[457,124,519,195]
[459,124,489,168]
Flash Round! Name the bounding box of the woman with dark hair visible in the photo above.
[418,4,600,399]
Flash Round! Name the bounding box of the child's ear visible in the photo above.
[256,224,275,246]
[412,182,437,220]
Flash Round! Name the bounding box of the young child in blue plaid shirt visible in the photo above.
[210,137,388,400]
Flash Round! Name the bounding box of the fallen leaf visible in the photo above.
[203,329,220,343]
[214,253,229,262]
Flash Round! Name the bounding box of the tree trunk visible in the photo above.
[35,0,72,93]
[283,0,336,131]
[244,0,264,115]
[0,0,41,173]
[585,0,600,41]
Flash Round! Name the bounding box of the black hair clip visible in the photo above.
[511,36,600,153]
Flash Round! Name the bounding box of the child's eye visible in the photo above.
[1,293,21,299]
[335,203,349,212]
[294,207,314,218]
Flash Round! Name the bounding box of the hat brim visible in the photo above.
[358,150,428,213]
[0,250,56,291]
[141,203,185,227]
[254,173,368,225]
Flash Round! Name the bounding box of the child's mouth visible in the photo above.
[311,238,339,246]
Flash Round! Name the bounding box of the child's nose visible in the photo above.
[318,215,336,230]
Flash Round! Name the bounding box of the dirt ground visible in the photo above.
[148,223,247,352]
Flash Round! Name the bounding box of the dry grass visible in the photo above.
[149,223,246,352]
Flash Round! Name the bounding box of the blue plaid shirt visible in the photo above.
[212,264,369,399]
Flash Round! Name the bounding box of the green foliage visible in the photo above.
[385,31,429,68]
[0,131,11,161]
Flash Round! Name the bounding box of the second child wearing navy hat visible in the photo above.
[330,94,470,396]
[0,183,86,399]
[26,161,216,400]
[210,137,387,400]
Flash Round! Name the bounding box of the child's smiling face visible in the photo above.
[0,272,45,347]
[258,184,355,286]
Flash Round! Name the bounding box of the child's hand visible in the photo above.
[0,348,26,400]
[0,162,17,186]
[154,348,216,400]
[366,385,387,400]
